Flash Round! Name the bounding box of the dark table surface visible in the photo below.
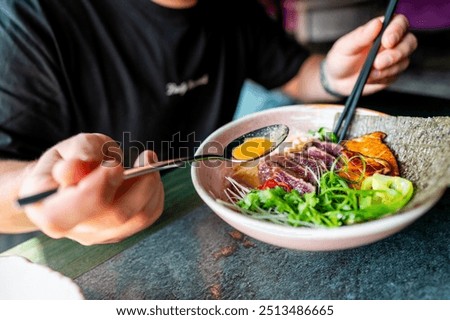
[74,186,450,300]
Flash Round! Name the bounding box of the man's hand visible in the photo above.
[19,133,164,245]
[324,14,418,96]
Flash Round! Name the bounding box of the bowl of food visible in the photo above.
[191,104,450,251]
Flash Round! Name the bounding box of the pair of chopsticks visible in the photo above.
[333,0,399,142]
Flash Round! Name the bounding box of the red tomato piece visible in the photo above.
[258,179,292,192]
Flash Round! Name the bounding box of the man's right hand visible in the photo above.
[19,133,164,245]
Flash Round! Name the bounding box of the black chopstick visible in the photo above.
[16,188,58,207]
[333,0,399,142]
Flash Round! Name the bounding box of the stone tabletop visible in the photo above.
[75,188,449,300]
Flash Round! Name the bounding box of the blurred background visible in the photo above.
[234,0,450,119]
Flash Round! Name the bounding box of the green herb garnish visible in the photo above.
[230,172,414,228]
[308,127,338,143]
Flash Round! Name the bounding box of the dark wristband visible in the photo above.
[320,59,347,100]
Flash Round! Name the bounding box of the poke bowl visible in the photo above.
[191,104,450,251]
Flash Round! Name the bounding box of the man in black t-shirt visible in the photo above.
[0,0,417,244]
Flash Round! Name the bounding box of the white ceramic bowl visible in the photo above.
[0,255,84,299]
[191,104,447,251]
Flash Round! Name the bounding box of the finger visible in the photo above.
[366,74,398,87]
[84,185,164,245]
[52,158,100,186]
[25,161,124,237]
[335,17,382,55]
[66,151,164,245]
[113,151,162,217]
[105,190,164,244]
[374,33,417,69]
[55,133,123,163]
[21,134,122,197]
[66,194,164,245]
[382,14,410,49]
[110,150,162,230]
[106,182,164,245]
[19,149,62,196]
[62,182,164,245]
[368,58,410,82]
[362,82,390,96]
[133,149,159,168]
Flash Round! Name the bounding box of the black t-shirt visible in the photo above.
[0,0,309,166]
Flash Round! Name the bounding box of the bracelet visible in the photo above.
[319,59,346,100]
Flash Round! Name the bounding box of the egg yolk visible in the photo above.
[232,137,273,160]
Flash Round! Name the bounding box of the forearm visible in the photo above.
[0,160,38,233]
[281,54,341,103]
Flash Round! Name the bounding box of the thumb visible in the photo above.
[52,159,100,187]
[336,17,382,55]
[134,150,159,168]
